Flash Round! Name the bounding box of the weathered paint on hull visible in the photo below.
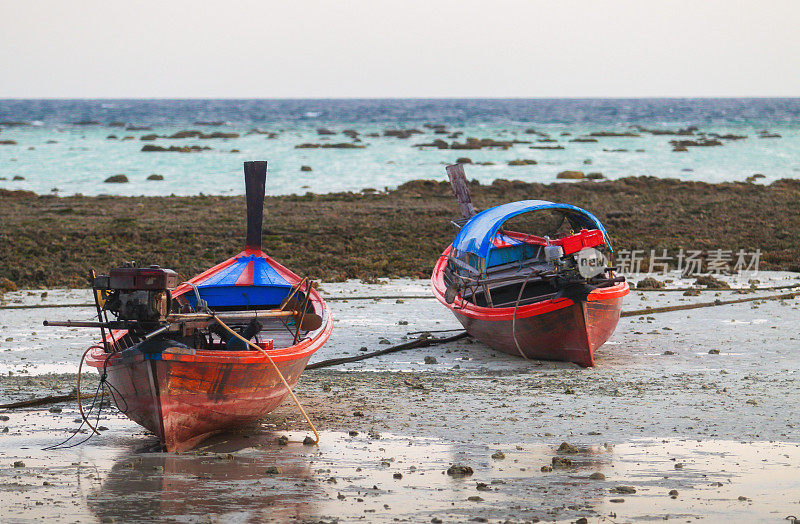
[450,296,624,367]
[431,248,628,367]
[100,353,311,452]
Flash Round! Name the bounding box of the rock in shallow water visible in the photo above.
[446,464,474,477]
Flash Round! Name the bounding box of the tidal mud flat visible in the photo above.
[1,276,799,522]
[2,176,800,289]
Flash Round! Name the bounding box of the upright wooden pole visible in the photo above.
[243,161,267,251]
[445,163,476,218]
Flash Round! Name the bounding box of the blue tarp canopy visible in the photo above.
[186,254,293,308]
[451,200,610,260]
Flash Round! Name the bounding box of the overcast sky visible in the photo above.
[1,0,798,98]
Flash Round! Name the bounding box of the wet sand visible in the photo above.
[1,276,800,522]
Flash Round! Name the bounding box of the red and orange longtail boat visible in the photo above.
[77,161,332,451]
[431,164,628,367]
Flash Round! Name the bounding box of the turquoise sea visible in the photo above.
[0,98,798,196]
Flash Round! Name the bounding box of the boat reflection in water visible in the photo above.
[87,429,322,523]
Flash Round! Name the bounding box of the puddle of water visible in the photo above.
[1,408,799,523]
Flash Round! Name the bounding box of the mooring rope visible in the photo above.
[211,314,321,445]
[5,289,797,412]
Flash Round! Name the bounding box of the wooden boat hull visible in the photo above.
[86,273,333,451]
[432,249,628,367]
[89,348,315,451]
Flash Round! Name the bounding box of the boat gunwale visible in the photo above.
[431,245,629,322]
[86,249,333,368]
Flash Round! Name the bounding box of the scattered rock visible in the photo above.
[745,173,766,183]
[141,144,210,153]
[589,472,606,480]
[0,278,18,292]
[456,157,472,164]
[199,132,239,139]
[264,466,281,474]
[12,175,25,181]
[384,129,422,139]
[589,131,640,137]
[611,486,636,494]
[13,461,25,468]
[49,407,62,413]
[393,472,403,479]
[424,356,438,365]
[446,464,474,477]
[540,465,553,472]
[674,462,684,469]
[295,143,365,149]
[491,451,505,460]
[708,349,720,355]
[570,137,598,143]
[669,489,679,498]
[303,436,316,445]
[467,496,483,502]
[694,275,730,289]
[637,277,665,289]
[276,435,289,445]
[557,442,579,454]
[670,138,723,148]
[300,165,313,172]
[353,411,365,417]
[683,288,701,296]
[564,388,575,394]
[166,130,202,139]
[104,175,129,183]
[610,498,625,503]
[586,172,604,179]
[140,134,160,141]
[551,456,572,468]
[556,171,585,179]
[508,159,537,166]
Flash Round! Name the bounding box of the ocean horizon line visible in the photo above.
[2,95,800,102]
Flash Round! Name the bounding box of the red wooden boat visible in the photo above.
[79,161,332,451]
[431,165,628,367]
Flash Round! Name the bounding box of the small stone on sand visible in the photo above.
[446,464,474,477]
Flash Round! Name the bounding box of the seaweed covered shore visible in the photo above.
[1,176,799,288]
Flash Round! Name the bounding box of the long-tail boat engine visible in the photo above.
[93,263,179,330]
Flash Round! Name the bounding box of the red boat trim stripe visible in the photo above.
[431,247,630,322]
[235,261,255,286]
